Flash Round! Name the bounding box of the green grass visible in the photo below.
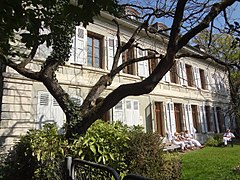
[181,145,240,180]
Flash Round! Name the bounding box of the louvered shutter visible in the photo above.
[125,100,133,126]
[52,98,65,128]
[184,104,190,131]
[169,102,176,134]
[194,67,201,88]
[179,61,187,85]
[206,71,211,90]
[37,91,51,129]
[165,103,171,132]
[70,96,83,107]
[132,100,140,125]
[162,71,170,82]
[75,26,87,64]
[37,28,52,59]
[69,35,76,63]
[107,37,114,70]
[113,100,124,123]
[213,106,220,133]
[199,105,207,133]
[137,48,149,77]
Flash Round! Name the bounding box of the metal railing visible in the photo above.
[65,157,152,180]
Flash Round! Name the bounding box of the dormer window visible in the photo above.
[125,6,140,21]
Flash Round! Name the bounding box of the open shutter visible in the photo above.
[37,91,51,129]
[213,106,220,133]
[184,104,190,131]
[194,67,201,88]
[206,71,211,90]
[170,102,176,134]
[199,105,207,133]
[188,105,194,134]
[179,61,187,86]
[113,100,124,123]
[116,39,122,67]
[145,103,153,133]
[165,103,171,133]
[75,26,87,64]
[162,71,170,82]
[107,37,115,70]
[137,48,149,77]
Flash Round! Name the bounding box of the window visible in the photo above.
[122,45,136,75]
[199,69,206,89]
[170,63,178,84]
[186,64,194,87]
[87,33,103,68]
[113,99,139,126]
[148,51,158,74]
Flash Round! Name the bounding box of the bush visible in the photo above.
[126,131,182,179]
[1,120,182,179]
[205,134,224,147]
[0,124,68,180]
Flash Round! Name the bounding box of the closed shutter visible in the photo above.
[113,100,124,123]
[52,98,65,128]
[37,91,65,129]
[137,48,149,77]
[132,100,140,125]
[37,91,51,129]
[107,37,115,70]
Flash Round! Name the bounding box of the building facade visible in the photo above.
[0,11,232,151]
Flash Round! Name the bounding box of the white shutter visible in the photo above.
[107,37,115,70]
[206,71,211,90]
[162,71,170,82]
[170,102,176,134]
[165,103,171,132]
[37,28,52,59]
[75,26,87,64]
[69,35,76,63]
[125,100,133,126]
[137,48,149,77]
[116,39,122,67]
[70,96,83,107]
[194,67,201,88]
[113,100,124,123]
[213,106,220,133]
[132,100,140,125]
[200,105,207,133]
[188,105,194,134]
[37,91,51,129]
[184,104,190,131]
[179,61,187,86]
[52,98,65,128]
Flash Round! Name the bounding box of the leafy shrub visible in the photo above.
[1,124,68,180]
[206,134,224,147]
[126,131,182,179]
[205,137,219,147]
[1,120,182,179]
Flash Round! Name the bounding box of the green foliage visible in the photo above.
[1,121,182,179]
[126,131,182,179]
[70,120,132,173]
[1,124,68,180]
[205,134,223,147]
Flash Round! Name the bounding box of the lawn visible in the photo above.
[181,145,240,180]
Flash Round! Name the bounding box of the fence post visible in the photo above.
[65,156,72,180]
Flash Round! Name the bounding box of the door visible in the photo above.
[155,102,164,136]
